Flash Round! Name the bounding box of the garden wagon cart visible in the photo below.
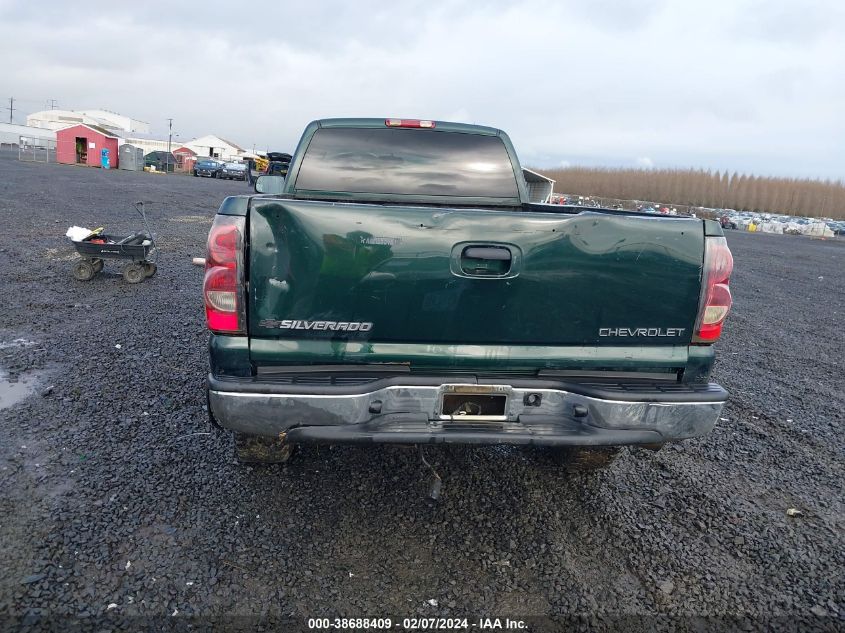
[70,202,158,284]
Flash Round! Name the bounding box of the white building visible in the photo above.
[184,135,245,160]
[120,133,247,161]
[0,122,56,147]
[121,133,172,156]
[78,110,150,134]
[26,109,150,135]
[22,107,247,161]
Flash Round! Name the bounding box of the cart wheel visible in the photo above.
[92,258,104,273]
[144,262,157,278]
[123,263,146,284]
[72,259,96,281]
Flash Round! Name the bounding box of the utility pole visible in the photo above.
[7,97,15,124]
[166,118,172,174]
[49,99,57,110]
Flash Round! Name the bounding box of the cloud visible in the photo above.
[636,157,655,168]
[445,108,471,124]
[0,0,843,178]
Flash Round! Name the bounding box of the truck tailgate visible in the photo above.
[248,199,703,356]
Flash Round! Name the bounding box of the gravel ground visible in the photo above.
[0,155,842,631]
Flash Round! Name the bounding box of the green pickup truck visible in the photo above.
[204,118,733,469]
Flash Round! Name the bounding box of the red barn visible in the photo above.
[173,146,197,173]
[56,124,120,169]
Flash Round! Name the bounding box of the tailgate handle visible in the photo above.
[460,246,513,276]
[463,247,511,261]
[451,242,521,279]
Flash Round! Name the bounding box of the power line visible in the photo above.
[0,97,46,104]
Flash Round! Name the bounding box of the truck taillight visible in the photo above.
[693,236,734,343]
[204,216,246,334]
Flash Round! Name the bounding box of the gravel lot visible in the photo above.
[0,155,842,631]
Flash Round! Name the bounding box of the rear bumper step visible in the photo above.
[208,374,727,445]
[286,417,663,447]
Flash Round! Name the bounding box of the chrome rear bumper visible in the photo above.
[208,375,726,446]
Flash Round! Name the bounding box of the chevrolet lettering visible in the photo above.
[598,327,686,337]
[204,117,734,471]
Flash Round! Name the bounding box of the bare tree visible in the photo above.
[535,166,845,220]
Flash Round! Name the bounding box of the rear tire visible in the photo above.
[555,446,621,472]
[92,258,104,273]
[234,432,297,464]
[144,262,157,278]
[122,263,146,284]
[72,259,95,281]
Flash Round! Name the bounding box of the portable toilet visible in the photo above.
[119,144,144,171]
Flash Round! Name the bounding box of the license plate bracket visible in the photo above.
[438,385,509,421]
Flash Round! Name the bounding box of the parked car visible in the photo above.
[827,221,845,236]
[205,117,733,469]
[194,159,223,178]
[220,162,247,181]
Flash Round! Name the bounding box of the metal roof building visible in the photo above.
[26,109,149,134]
[184,135,246,160]
[122,132,172,156]
[0,123,56,147]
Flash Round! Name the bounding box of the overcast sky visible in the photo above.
[1,0,843,179]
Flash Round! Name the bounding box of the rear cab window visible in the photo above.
[293,128,519,199]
